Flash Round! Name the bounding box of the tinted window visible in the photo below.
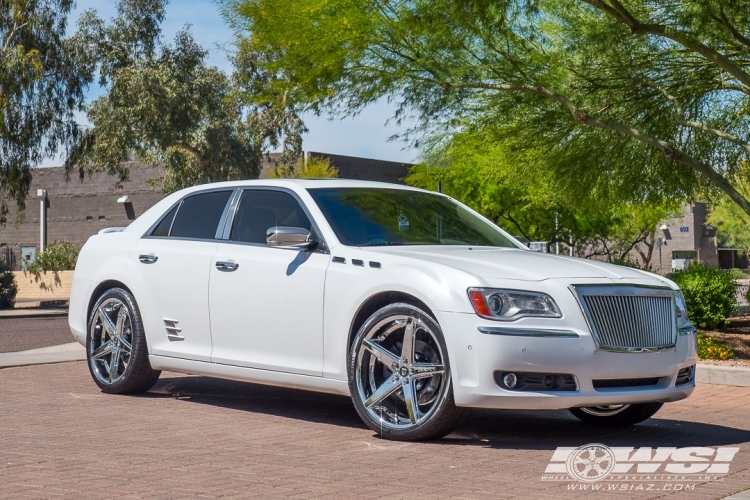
[170,190,232,239]
[308,188,517,247]
[230,190,312,244]
[151,204,178,237]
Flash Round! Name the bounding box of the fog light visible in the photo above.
[503,373,517,389]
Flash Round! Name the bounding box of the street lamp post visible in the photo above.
[37,189,47,254]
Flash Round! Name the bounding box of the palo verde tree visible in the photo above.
[0,0,93,222]
[407,128,677,266]
[68,0,305,193]
[225,0,750,214]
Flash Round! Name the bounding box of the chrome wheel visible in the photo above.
[580,404,631,417]
[354,314,448,430]
[88,298,133,386]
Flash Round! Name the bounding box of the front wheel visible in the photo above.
[569,402,663,427]
[87,287,161,394]
[348,303,463,441]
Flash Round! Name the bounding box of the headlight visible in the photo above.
[675,291,695,335]
[468,288,561,321]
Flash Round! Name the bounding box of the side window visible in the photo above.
[169,190,233,239]
[230,190,312,244]
[151,204,178,237]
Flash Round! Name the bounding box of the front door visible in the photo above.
[209,189,329,376]
[128,189,234,362]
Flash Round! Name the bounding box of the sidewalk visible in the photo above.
[0,342,85,368]
[0,308,68,319]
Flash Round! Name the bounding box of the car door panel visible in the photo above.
[128,189,234,362]
[208,189,328,376]
[129,238,217,361]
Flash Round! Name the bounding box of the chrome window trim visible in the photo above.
[477,326,579,338]
[142,187,238,242]
[568,284,677,353]
[220,186,330,254]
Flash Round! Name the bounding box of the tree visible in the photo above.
[268,155,338,178]
[67,0,305,193]
[225,0,750,215]
[1,0,93,223]
[406,129,676,266]
[708,165,750,254]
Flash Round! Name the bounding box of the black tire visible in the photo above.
[569,402,663,427]
[86,287,161,394]
[348,302,463,441]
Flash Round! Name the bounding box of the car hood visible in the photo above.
[364,246,665,282]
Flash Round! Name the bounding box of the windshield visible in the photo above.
[307,187,518,248]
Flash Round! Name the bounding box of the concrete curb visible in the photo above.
[0,309,68,319]
[0,342,85,368]
[696,364,750,388]
[724,489,750,499]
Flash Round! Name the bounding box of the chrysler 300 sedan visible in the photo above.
[69,179,697,441]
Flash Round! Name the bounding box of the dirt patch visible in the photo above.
[717,315,750,334]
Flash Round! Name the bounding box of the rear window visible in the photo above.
[162,190,232,239]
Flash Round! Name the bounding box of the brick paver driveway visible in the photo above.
[1,361,750,499]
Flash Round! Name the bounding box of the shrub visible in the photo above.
[25,240,80,291]
[0,259,17,309]
[697,333,736,360]
[667,262,737,330]
[269,156,338,178]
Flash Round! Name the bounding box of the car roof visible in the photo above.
[179,178,430,192]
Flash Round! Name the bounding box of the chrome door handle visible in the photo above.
[139,254,158,264]
[215,260,239,271]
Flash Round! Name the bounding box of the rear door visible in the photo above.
[128,189,235,362]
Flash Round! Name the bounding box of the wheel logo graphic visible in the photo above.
[566,443,616,482]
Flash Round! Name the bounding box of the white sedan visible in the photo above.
[69,179,697,441]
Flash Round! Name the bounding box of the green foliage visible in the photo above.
[405,130,676,266]
[269,156,338,179]
[668,263,738,330]
[697,333,736,361]
[0,0,94,223]
[67,0,305,193]
[226,0,750,216]
[708,165,750,254]
[25,240,79,291]
[0,259,17,309]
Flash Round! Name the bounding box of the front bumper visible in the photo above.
[437,311,697,410]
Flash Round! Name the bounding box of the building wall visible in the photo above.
[651,202,719,274]
[0,154,413,270]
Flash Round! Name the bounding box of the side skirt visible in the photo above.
[148,355,351,396]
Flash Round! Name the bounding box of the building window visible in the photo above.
[85,216,93,221]
[672,250,698,260]
[98,215,106,221]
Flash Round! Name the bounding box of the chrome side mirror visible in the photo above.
[266,226,317,249]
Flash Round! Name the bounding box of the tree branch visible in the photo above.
[635,76,750,154]
[581,0,750,91]
[451,80,750,217]
[716,4,750,51]
[175,142,205,166]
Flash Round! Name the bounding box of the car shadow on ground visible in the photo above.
[146,375,750,450]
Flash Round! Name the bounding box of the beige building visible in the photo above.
[652,202,746,274]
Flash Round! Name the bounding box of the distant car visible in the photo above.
[69,179,697,441]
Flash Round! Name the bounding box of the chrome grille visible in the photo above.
[572,286,676,352]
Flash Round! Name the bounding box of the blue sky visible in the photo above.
[42,0,415,166]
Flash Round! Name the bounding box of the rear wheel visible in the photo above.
[87,288,161,394]
[348,303,463,441]
[569,402,663,427]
